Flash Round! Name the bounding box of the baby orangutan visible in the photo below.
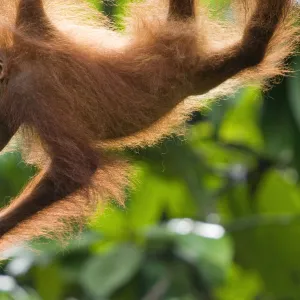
[0,0,298,250]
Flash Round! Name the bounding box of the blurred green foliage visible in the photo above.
[0,1,299,299]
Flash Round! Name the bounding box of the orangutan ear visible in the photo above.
[16,0,55,37]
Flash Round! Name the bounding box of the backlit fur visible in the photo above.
[0,0,298,251]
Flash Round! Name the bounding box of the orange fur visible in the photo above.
[0,0,298,251]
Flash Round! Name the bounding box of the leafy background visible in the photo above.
[0,0,299,299]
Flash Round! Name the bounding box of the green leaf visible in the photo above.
[231,171,300,298]
[220,87,264,150]
[256,170,300,213]
[33,263,64,300]
[215,265,262,300]
[261,79,295,158]
[81,244,143,298]
[175,234,233,286]
[129,165,198,228]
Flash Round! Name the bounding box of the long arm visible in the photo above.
[191,0,294,94]
[0,129,99,241]
[0,169,66,237]
[0,162,94,238]
[102,0,296,141]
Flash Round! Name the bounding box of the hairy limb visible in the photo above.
[193,0,292,94]
[0,124,99,238]
[16,0,54,36]
[0,169,65,237]
[0,165,88,237]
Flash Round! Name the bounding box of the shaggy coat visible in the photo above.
[0,0,298,251]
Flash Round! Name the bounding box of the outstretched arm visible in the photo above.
[0,162,93,238]
[192,0,294,94]
[0,130,99,240]
[0,168,63,237]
